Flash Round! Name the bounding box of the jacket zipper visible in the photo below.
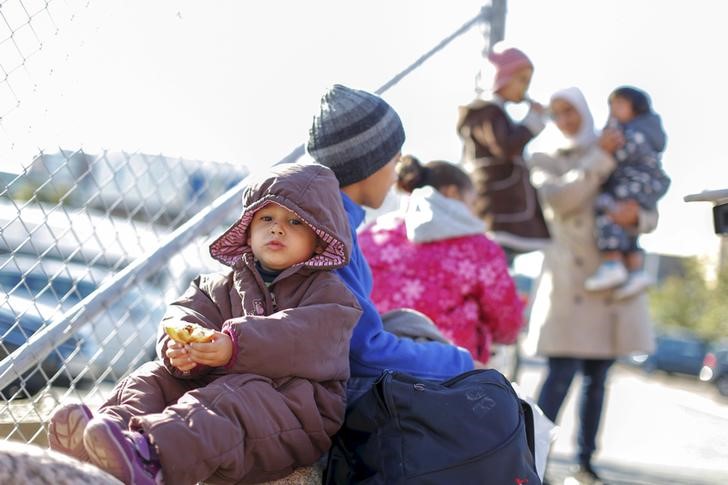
[270,291,278,312]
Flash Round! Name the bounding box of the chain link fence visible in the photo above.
[0,0,503,449]
[0,1,251,445]
[1,149,247,445]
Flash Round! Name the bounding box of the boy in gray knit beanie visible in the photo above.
[304,84,476,407]
[307,84,405,204]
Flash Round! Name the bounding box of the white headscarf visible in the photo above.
[549,87,598,149]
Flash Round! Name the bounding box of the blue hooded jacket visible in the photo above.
[623,112,667,155]
[335,192,474,379]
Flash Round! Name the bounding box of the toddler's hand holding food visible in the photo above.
[165,340,197,372]
[164,322,233,368]
[187,331,233,368]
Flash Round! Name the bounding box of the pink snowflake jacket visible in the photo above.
[359,186,524,362]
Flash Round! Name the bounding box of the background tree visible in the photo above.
[649,257,728,340]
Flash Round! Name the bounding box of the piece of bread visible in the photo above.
[164,322,215,344]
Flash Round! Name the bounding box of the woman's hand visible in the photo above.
[528,100,546,115]
[598,127,624,154]
[608,199,640,228]
[165,341,197,372]
[187,331,233,367]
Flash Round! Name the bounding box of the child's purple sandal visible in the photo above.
[84,416,162,485]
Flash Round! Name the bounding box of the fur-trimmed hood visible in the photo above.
[209,163,351,270]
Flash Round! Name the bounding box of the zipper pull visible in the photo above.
[270,291,277,311]
[375,369,393,384]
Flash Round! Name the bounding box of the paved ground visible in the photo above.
[515,357,728,485]
[544,454,720,485]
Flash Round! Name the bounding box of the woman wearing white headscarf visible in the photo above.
[525,87,656,483]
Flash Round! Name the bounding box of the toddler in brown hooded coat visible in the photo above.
[457,44,550,255]
[47,162,361,485]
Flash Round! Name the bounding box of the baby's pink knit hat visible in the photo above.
[488,46,533,92]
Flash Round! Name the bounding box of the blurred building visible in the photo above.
[3,149,248,227]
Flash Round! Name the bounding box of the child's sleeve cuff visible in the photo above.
[221,322,239,370]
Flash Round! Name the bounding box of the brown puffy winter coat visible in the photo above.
[457,98,550,252]
[99,163,361,485]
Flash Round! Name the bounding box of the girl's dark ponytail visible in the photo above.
[396,155,430,194]
[397,155,473,195]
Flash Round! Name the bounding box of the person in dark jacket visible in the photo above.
[456,44,550,255]
[305,84,476,404]
[47,163,362,485]
[584,86,670,299]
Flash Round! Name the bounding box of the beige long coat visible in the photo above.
[524,143,656,359]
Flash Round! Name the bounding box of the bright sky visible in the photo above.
[3,0,726,265]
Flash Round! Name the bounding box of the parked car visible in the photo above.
[0,200,222,397]
[0,198,221,297]
[0,254,166,396]
[639,333,709,376]
[699,340,728,397]
[0,295,87,397]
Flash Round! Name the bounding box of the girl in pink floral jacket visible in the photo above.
[359,156,524,363]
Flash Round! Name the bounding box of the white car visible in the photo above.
[0,254,167,395]
[0,295,87,397]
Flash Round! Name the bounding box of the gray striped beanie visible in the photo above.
[307,84,405,187]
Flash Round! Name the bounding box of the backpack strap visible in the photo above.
[520,399,537,460]
[324,432,360,485]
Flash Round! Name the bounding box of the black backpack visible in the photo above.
[324,369,541,485]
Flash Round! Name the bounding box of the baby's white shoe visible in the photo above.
[613,270,654,300]
[585,261,628,291]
